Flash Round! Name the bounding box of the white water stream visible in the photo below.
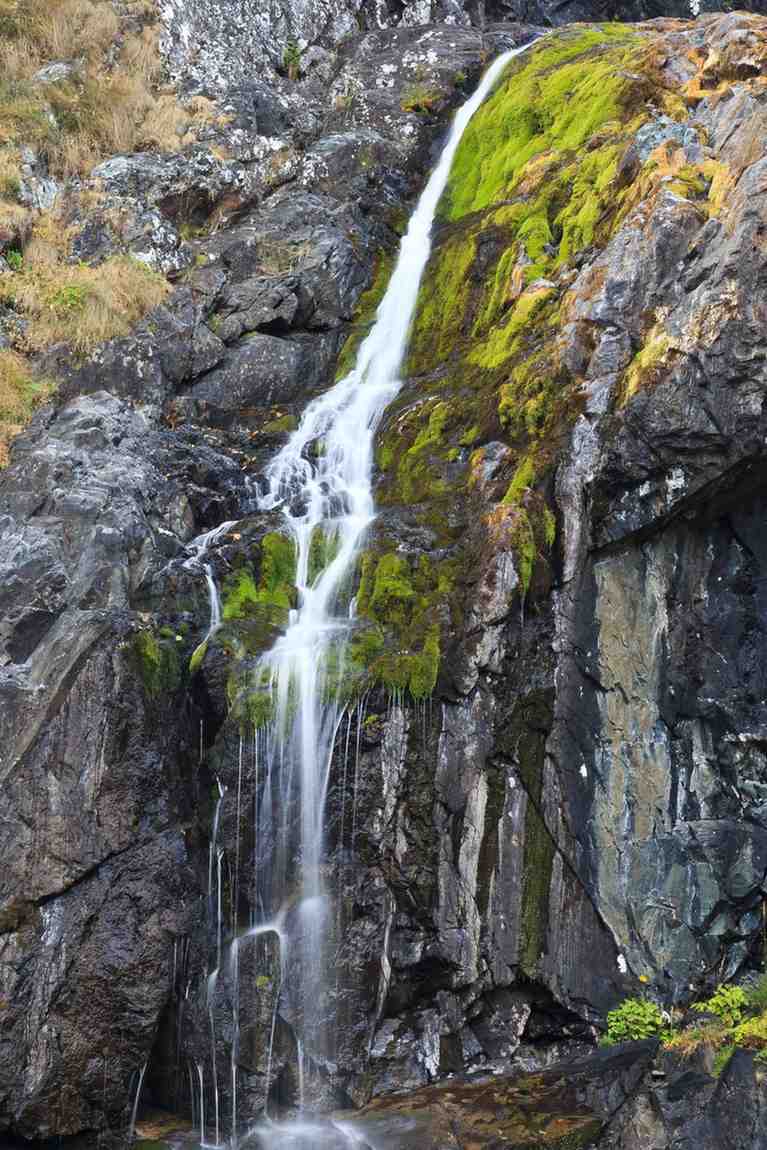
[184,521,237,644]
[194,42,532,1150]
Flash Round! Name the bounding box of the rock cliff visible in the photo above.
[1,2,767,1149]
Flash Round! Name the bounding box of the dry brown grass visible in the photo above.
[0,0,225,179]
[0,347,52,466]
[0,0,119,61]
[663,1020,729,1059]
[0,0,223,461]
[122,25,164,87]
[0,243,170,353]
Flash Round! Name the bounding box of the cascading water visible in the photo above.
[199,42,532,1149]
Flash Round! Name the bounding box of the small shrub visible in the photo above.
[692,984,747,1028]
[5,247,22,270]
[603,998,665,1045]
[48,282,88,314]
[283,38,301,82]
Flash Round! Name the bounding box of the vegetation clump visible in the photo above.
[604,975,767,1073]
[602,998,666,1045]
[373,25,689,640]
[0,244,169,353]
[222,533,297,623]
[351,549,453,699]
[0,0,223,180]
[133,628,181,698]
[283,38,302,82]
[0,347,51,465]
[206,534,298,728]
[0,0,230,462]
[400,82,443,115]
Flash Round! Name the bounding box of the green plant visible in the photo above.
[692,984,747,1028]
[732,1011,767,1050]
[712,1044,736,1076]
[603,998,665,1045]
[746,973,767,1014]
[283,38,301,81]
[48,282,88,314]
[4,247,21,270]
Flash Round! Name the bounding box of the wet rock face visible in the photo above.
[0,17,539,1145]
[5,8,767,1149]
[326,7,767,1105]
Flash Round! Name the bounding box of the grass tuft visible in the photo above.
[0,347,52,465]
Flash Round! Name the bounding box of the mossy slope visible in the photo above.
[356,26,692,699]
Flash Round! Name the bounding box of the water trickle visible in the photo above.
[207,968,222,1148]
[200,41,532,1147]
[195,1060,206,1147]
[185,520,237,644]
[128,1060,147,1144]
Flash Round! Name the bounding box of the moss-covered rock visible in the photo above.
[133,628,182,697]
[221,532,297,624]
[335,252,394,380]
[351,549,454,699]
[368,25,693,693]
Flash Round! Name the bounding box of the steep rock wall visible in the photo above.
[3,6,767,1148]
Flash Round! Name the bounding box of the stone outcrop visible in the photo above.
[2,4,767,1149]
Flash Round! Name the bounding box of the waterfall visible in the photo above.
[202,41,531,1147]
[184,520,237,644]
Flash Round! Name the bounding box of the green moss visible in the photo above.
[352,550,453,699]
[222,533,296,622]
[307,524,341,585]
[262,413,298,434]
[469,286,555,370]
[370,26,678,678]
[222,568,260,619]
[619,329,672,405]
[713,1044,736,1077]
[503,455,536,507]
[189,638,208,674]
[212,534,298,720]
[543,507,556,548]
[408,624,441,698]
[226,667,276,730]
[335,253,394,380]
[133,629,181,697]
[441,27,645,222]
[406,231,476,369]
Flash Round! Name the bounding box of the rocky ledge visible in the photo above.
[2,5,767,1150]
